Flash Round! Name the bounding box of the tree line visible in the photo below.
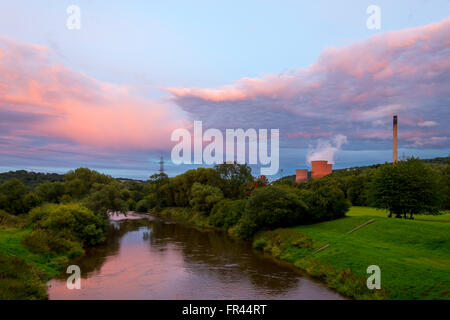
[280,156,449,218]
[0,156,447,250]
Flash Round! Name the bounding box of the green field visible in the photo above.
[255,206,450,300]
[0,226,63,299]
[347,206,450,222]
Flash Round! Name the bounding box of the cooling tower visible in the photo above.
[295,169,308,183]
[311,160,333,179]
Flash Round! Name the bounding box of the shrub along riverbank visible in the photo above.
[0,204,108,299]
[0,212,57,299]
[0,168,134,299]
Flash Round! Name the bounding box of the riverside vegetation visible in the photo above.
[0,157,449,299]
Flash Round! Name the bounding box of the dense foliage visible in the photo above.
[369,158,442,218]
[299,184,350,222]
[209,199,245,230]
[24,203,106,257]
[189,182,224,215]
[234,186,309,239]
[0,179,28,215]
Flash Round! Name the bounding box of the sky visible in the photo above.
[0,0,449,179]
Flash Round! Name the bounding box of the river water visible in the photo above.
[48,212,343,300]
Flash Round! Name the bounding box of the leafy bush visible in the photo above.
[135,199,149,212]
[299,185,350,222]
[22,228,84,258]
[0,210,28,228]
[252,237,268,250]
[0,252,48,300]
[234,186,308,239]
[189,182,224,215]
[209,199,245,229]
[35,181,65,204]
[27,203,106,247]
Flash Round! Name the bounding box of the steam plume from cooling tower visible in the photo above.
[306,134,348,165]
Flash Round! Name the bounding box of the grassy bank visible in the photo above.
[254,207,450,300]
[0,204,102,300]
[0,225,63,299]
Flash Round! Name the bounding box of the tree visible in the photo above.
[82,182,127,215]
[440,163,450,209]
[189,182,224,215]
[209,199,245,230]
[0,179,27,214]
[135,199,149,212]
[369,158,442,219]
[35,181,65,203]
[64,168,115,199]
[346,175,370,206]
[146,173,171,209]
[299,185,350,222]
[213,162,253,199]
[167,168,222,207]
[23,192,42,212]
[235,186,308,239]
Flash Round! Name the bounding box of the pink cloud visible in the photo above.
[167,18,449,103]
[166,18,450,148]
[0,37,188,150]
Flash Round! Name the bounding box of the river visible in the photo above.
[47,212,343,299]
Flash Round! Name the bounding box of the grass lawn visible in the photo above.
[288,207,450,299]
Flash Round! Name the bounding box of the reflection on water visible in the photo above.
[48,213,343,300]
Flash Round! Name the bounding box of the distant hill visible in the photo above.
[0,170,144,189]
[0,170,65,189]
[1,155,448,187]
[420,156,450,165]
[279,156,449,182]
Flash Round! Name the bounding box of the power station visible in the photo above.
[295,160,333,183]
[295,115,399,182]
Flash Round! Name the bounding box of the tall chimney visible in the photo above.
[393,115,398,163]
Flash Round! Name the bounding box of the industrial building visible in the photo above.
[295,160,333,183]
[296,115,398,183]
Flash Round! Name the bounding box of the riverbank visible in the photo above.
[155,206,450,300]
[0,207,99,300]
[0,225,61,299]
[254,207,450,300]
